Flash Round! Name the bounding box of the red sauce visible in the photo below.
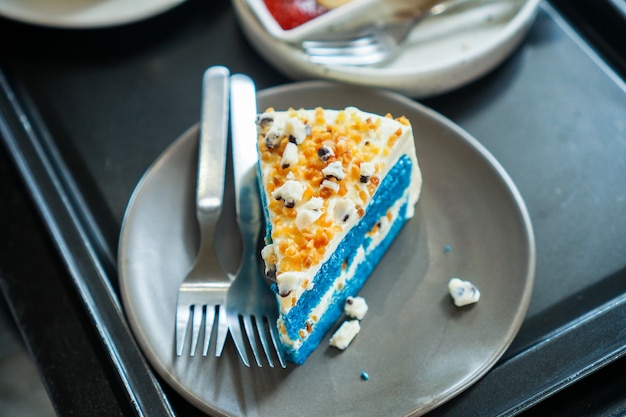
[263,0,329,30]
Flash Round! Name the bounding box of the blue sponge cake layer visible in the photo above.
[277,155,413,363]
[255,107,421,364]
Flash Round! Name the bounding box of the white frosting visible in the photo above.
[378,215,389,234]
[448,278,480,307]
[277,271,307,296]
[345,296,368,320]
[329,320,361,350]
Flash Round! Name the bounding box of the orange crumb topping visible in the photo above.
[258,107,409,273]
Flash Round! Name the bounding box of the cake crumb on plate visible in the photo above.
[329,320,361,350]
[448,277,480,307]
[345,296,368,320]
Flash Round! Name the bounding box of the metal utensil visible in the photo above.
[175,66,231,357]
[302,0,505,66]
[227,73,286,368]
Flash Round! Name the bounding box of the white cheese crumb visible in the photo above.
[276,271,305,296]
[284,117,307,145]
[359,162,375,178]
[260,244,275,263]
[345,296,368,320]
[321,179,339,192]
[256,111,275,134]
[281,142,299,168]
[271,180,305,207]
[264,125,282,149]
[448,278,480,307]
[322,161,345,180]
[260,244,276,280]
[333,198,357,225]
[295,197,324,230]
[329,320,361,350]
[317,145,334,162]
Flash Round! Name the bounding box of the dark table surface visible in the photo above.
[1,0,626,416]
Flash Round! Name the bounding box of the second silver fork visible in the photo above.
[227,73,286,368]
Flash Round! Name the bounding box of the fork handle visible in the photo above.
[197,66,230,215]
[388,0,499,20]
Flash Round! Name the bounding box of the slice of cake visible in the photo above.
[256,106,422,364]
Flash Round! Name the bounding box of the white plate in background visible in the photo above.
[233,0,541,98]
[0,0,185,28]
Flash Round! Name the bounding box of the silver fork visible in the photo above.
[302,0,504,66]
[175,66,232,357]
[227,73,286,368]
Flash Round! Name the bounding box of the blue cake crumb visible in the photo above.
[360,371,369,381]
[444,244,451,254]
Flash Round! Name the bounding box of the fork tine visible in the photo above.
[214,305,229,357]
[189,304,204,356]
[242,315,262,367]
[266,317,287,368]
[304,35,391,66]
[176,304,191,356]
[254,316,275,368]
[202,304,216,356]
[228,315,251,367]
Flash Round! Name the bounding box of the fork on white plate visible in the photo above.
[301,0,513,66]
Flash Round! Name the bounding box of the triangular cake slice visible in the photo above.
[256,106,422,364]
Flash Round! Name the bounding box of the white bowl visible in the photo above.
[233,0,542,98]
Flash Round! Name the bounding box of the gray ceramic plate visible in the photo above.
[118,82,535,417]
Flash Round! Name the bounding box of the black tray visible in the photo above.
[1,1,625,416]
